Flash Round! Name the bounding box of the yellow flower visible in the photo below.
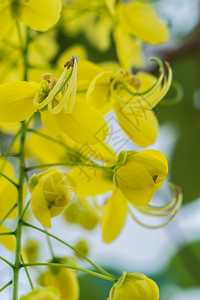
[87,60,172,147]
[64,196,99,230]
[101,149,168,242]
[39,266,79,300]
[0,0,62,39]
[29,169,73,228]
[63,0,169,69]
[0,55,108,144]
[20,287,61,300]
[108,271,159,300]
[114,150,168,206]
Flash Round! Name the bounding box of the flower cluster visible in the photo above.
[0,1,182,300]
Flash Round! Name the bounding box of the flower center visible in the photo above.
[33,55,78,115]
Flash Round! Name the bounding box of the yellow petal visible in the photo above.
[26,129,67,164]
[101,189,128,243]
[115,161,155,206]
[31,178,52,228]
[0,121,20,134]
[42,269,79,300]
[87,71,113,109]
[85,15,113,51]
[0,2,12,39]
[120,1,169,44]
[70,167,113,196]
[20,287,61,300]
[21,0,62,32]
[52,98,109,145]
[113,25,144,70]
[58,45,87,68]
[0,81,38,122]
[77,60,102,93]
[105,0,116,15]
[0,159,18,219]
[114,102,159,147]
[31,170,72,228]
[0,225,15,252]
[134,150,168,190]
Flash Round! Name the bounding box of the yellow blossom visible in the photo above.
[29,169,73,228]
[108,271,159,300]
[63,0,169,69]
[0,55,108,144]
[87,60,172,147]
[39,266,79,300]
[114,150,168,206]
[0,0,62,39]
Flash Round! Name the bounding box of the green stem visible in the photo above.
[0,203,17,226]
[20,199,30,221]
[0,172,18,188]
[0,280,12,293]
[21,256,34,290]
[23,222,115,279]
[27,128,72,151]
[12,122,26,300]
[0,256,14,268]
[0,232,15,236]
[26,162,115,172]
[0,153,19,158]
[21,263,117,282]
[26,128,97,164]
[43,227,56,259]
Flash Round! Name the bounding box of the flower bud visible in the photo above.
[30,169,74,228]
[113,150,168,206]
[108,271,159,300]
[39,266,79,300]
[24,239,40,263]
[74,240,89,259]
[20,287,60,300]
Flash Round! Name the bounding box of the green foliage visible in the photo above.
[157,56,200,203]
[163,240,200,288]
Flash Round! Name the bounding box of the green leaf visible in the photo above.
[163,240,200,288]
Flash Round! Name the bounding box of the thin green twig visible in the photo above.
[0,172,18,188]
[23,222,115,279]
[0,280,12,293]
[21,262,117,282]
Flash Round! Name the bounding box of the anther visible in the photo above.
[42,73,53,81]
[49,78,58,90]
[64,54,78,69]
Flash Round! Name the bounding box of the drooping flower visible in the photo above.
[108,271,159,300]
[0,55,108,145]
[68,148,172,243]
[63,0,169,69]
[29,169,74,228]
[0,0,62,39]
[114,150,168,206]
[87,60,172,147]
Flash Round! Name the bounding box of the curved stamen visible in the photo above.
[129,186,182,229]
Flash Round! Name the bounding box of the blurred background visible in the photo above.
[0,0,200,299]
